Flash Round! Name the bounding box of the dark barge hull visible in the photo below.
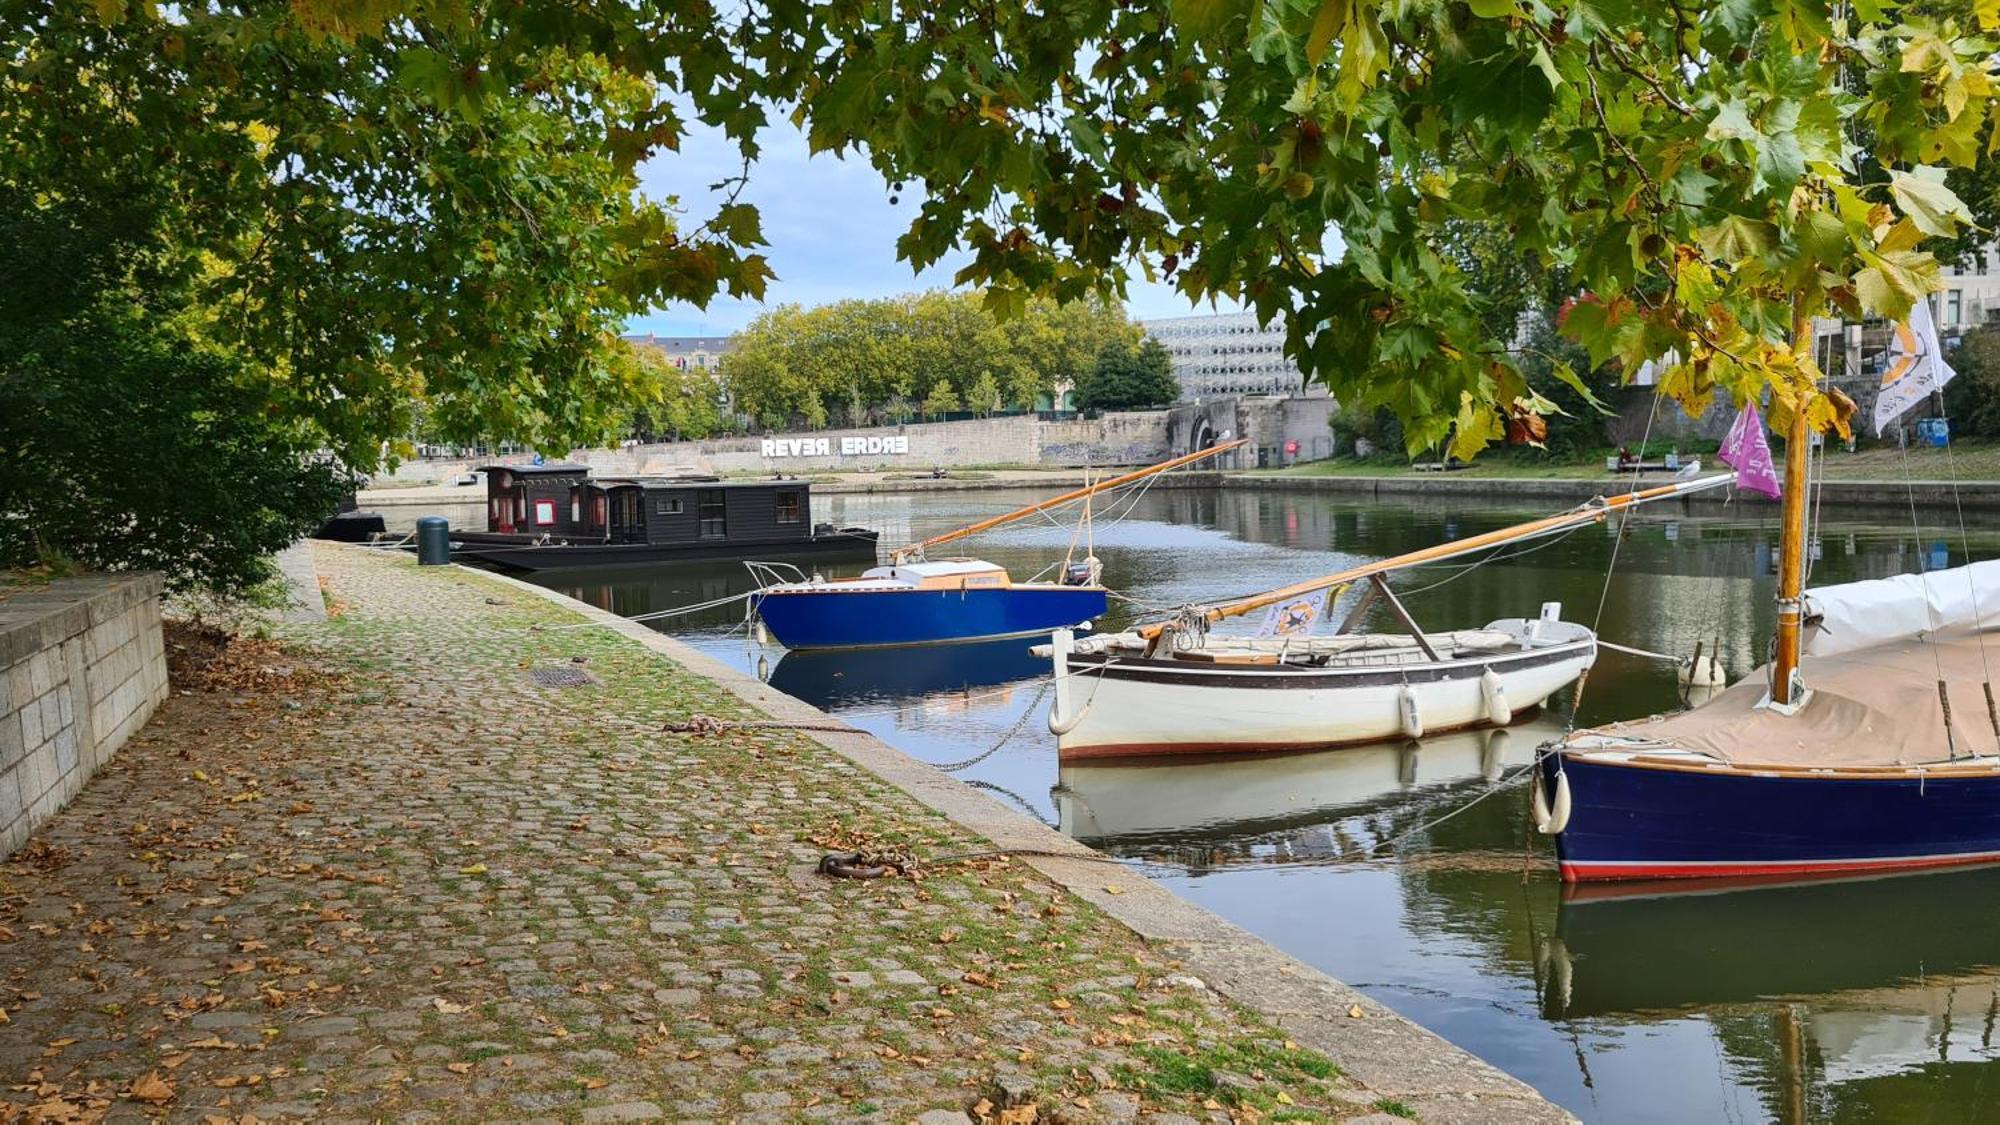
[448,529,879,572]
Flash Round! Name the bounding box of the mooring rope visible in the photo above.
[1594,639,1685,663]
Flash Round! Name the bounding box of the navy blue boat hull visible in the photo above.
[1545,752,2000,882]
[755,585,1108,650]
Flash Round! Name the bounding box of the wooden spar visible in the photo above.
[890,438,1247,563]
[1135,472,1740,640]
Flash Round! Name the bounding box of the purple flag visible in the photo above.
[1717,402,1781,500]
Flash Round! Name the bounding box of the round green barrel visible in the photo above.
[416,516,451,566]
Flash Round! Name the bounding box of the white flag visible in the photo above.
[1257,588,1331,637]
[1874,297,1958,435]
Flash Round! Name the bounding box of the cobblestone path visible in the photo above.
[0,547,1375,1123]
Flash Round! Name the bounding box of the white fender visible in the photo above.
[1532,769,1573,835]
[1397,684,1424,739]
[753,618,769,646]
[1047,629,1081,736]
[1546,936,1574,1015]
[1679,653,1726,687]
[1481,668,1513,727]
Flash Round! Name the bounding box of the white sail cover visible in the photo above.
[1803,559,2000,657]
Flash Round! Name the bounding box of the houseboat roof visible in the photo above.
[477,463,592,477]
[592,475,726,489]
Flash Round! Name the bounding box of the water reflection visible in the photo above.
[765,638,1045,711]
[523,485,2000,1123]
[1546,866,2000,1120]
[1058,719,1561,849]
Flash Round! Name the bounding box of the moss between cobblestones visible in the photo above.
[0,547,1372,1123]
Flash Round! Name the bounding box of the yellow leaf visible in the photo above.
[458,863,487,875]
[1277,1091,1296,1105]
[577,1076,609,1089]
[1347,1004,1365,1018]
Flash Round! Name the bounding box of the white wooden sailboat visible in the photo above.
[1036,474,1739,759]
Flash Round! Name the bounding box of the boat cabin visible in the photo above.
[861,560,1012,590]
[481,464,593,536]
[478,466,824,548]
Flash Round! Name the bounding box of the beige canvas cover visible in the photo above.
[1592,630,2000,767]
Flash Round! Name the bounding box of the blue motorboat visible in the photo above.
[754,559,1109,650]
[748,440,1243,651]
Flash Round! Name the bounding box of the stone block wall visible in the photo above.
[0,574,168,857]
[380,398,1340,484]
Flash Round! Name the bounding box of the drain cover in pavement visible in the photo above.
[529,665,598,688]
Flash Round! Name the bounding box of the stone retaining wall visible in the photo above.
[378,396,1339,483]
[0,574,167,856]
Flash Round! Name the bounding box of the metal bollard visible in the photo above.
[416,516,451,566]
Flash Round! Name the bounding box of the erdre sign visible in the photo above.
[761,435,911,458]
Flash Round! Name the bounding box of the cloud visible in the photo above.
[626,119,1248,336]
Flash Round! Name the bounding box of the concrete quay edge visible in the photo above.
[456,551,1574,1123]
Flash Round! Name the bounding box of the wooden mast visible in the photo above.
[889,438,1247,563]
[1771,313,1816,706]
[1135,473,1740,640]
[1771,399,1811,705]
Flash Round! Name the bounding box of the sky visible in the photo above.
[625,118,1239,338]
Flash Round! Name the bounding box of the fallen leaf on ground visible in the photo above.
[1348,1004,1365,1019]
[128,1071,174,1104]
[446,1062,472,1075]
[432,998,470,1014]
[576,1077,608,1089]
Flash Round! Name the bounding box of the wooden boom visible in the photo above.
[1136,472,1741,640]
[890,438,1248,563]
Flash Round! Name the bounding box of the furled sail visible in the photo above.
[1804,559,2000,658]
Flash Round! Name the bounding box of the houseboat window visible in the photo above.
[534,499,557,526]
[570,488,582,524]
[697,490,726,538]
[775,491,803,524]
[656,498,683,515]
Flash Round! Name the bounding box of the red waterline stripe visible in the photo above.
[1559,851,2000,883]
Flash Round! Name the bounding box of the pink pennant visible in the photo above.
[1717,402,1781,500]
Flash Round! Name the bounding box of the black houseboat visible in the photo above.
[446,464,879,571]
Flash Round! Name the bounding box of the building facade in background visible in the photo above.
[1140,312,1324,400]
[622,333,735,373]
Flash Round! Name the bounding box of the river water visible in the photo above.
[529,485,2000,1123]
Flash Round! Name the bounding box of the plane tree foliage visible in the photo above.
[1075,338,1184,411]
[722,291,1138,428]
[11,0,1998,479]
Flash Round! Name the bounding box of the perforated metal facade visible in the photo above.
[1140,312,1317,399]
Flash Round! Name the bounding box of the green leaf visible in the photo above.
[1550,361,1612,413]
[1698,215,1777,261]
[1854,249,1941,321]
[1066,115,1109,163]
[1890,166,1974,236]
[1171,0,1250,41]
[711,203,766,247]
[1796,209,1849,267]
